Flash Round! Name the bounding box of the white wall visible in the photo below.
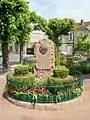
[28,30,45,46]
[60,36,73,55]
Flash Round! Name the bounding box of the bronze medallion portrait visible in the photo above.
[39,44,48,54]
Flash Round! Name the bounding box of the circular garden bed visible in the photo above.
[5,65,84,103]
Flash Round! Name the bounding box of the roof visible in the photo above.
[76,21,90,31]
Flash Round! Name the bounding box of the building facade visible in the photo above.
[60,20,90,55]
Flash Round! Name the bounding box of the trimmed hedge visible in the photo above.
[6,71,84,103]
[53,66,69,78]
[7,73,35,86]
[22,56,36,73]
[14,65,29,75]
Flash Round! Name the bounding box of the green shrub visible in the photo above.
[22,62,34,73]
[46,75,76,94]
[14,65,29,75]
[46,75,75,87]
[22,56,35,73]
[23,56,36,64]
[6,71,83,103]
[53,66,69,78]
[67,57,90,74]
[7,72,35,87]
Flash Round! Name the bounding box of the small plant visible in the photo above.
[14,65,29,75]
[22,56,35,73]
[53,66,69,78]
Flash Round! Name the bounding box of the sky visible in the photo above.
[30,0,90,22]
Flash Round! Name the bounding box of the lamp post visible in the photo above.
[72,30,75,55]
[0,44,3,72]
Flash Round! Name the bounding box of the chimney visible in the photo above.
[80,19,84,25]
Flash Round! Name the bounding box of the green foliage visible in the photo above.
[7,73,35,91]
[23,62,34,73]
[0,0,31,70]
[54,45,60,66]
[46,75,76,95]
[67,56,90,74]
[23,56,36,64]
[14,65,29,75]
[6,71,83,103]
[59,54,68,66]
[75,34,90,52]
[0,0,30,44]
[46,18,76,45]
[53,66,69,78]
[47,75,75,85]
[9,72,35,82]
[30,11,48,33]
[14,1,31,45]
[22,56,36,72]
[31,15,75,46]
[54,44,68,67]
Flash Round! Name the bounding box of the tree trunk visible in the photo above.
[20,44,24,63]
[2,43,9,73]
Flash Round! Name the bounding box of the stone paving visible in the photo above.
[0,74,90,120]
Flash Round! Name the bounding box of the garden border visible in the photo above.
[5,70,84,104]
[5,91,84,110]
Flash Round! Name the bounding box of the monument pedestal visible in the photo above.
[34,38,54,77]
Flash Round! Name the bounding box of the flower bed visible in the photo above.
[6,70,84,103]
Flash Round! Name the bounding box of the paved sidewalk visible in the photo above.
[0,74,90,120]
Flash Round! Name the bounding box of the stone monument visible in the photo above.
[34,38,54,77]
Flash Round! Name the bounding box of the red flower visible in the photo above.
[29,87,35,94]
[37,87,42,94]
[9,86,14,93]
[43,88,49,94]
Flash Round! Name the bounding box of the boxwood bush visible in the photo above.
[6,72,35,93]
[22,56,36,73]
[53,66,69,78]
[14,65,29,75]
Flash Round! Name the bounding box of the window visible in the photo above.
[27,48,34,55]
[69,32,73,41]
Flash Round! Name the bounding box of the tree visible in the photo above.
[29,11,48,33]
[46,18,76,46]
[14,0,31,63]
[0,0,31,71]
[0,0,17,72]
[46,18,75,66]
[32,17,75,46]
[75,34,90,53]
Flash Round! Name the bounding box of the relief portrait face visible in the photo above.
[39,44,48,54]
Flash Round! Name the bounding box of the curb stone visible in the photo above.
[5,92,84,110]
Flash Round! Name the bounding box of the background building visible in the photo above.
[60,20,90,55]
[9,20,90,56]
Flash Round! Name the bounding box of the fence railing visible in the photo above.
[6,70,84,103]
